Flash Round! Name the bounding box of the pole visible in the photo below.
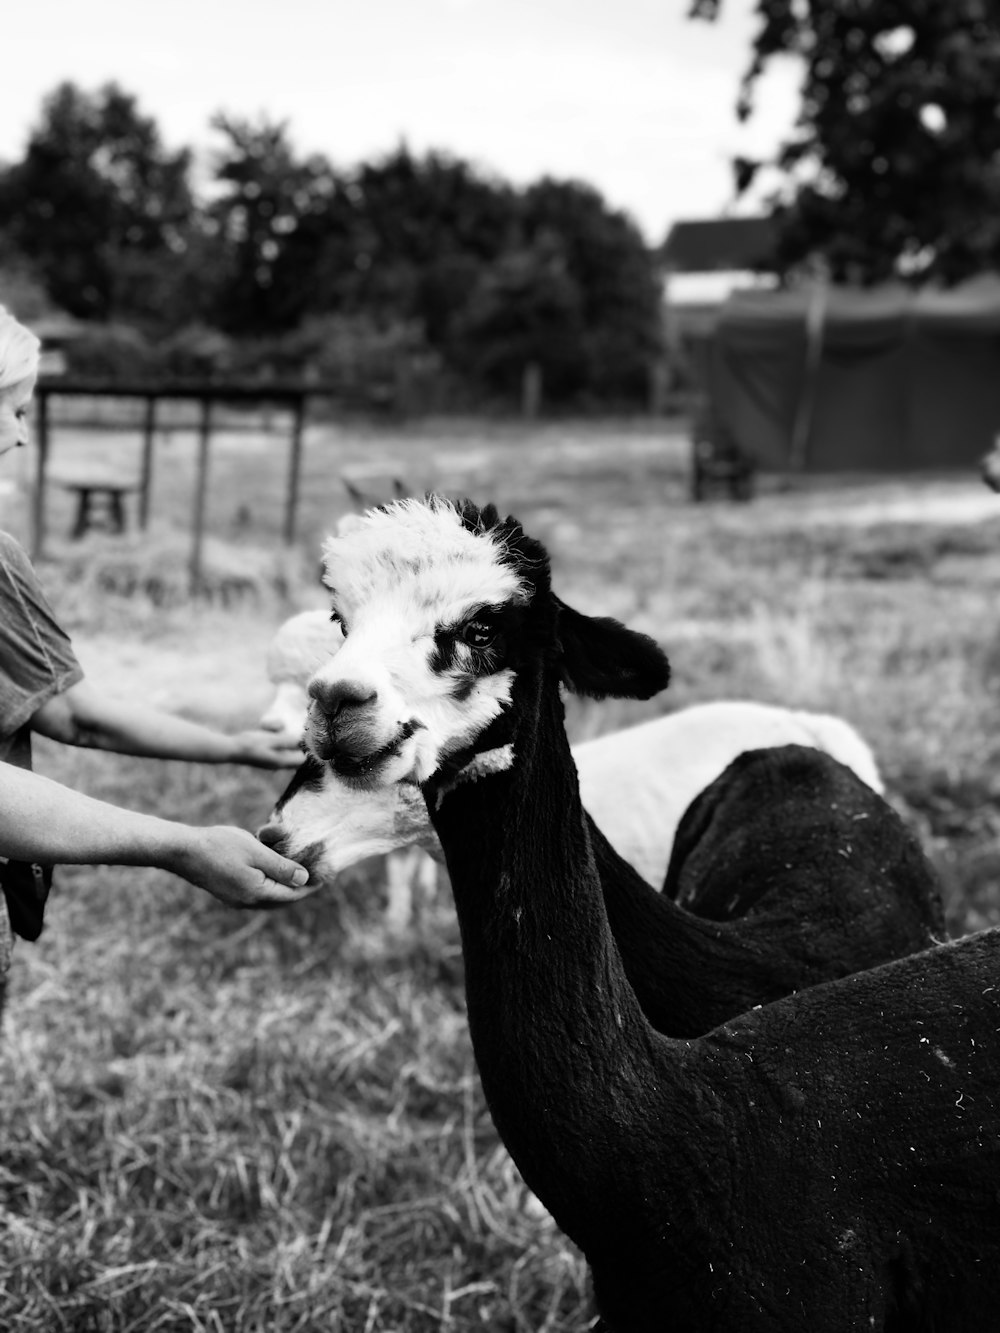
[789,280,827,470]
[283,394,306,545]
[138,394,156,530]
[190,396,213,596]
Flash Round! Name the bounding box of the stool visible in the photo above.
[55,480,139,539]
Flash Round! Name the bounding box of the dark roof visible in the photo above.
[660,217,779,274]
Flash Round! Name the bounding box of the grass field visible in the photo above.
[4,414,1000,1330]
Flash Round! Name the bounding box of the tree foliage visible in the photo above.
[691,0,1000,283]
[454,236,587,398]
[522,180,665,398]
[0,81,196,319]
[0,81,664,406]
[342,147,518,327]
[207,114,343,334]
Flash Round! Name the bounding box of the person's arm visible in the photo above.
[0,763,312,907]
[31,678,303,769]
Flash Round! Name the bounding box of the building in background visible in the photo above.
[659,215,779,403]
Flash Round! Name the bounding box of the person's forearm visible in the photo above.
[77,697,242,762]
[0,763,313,907]
[0,763,189,868]
[31,681,302,769]
[33,684,242,763]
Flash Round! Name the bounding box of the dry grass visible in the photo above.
[4,415,1000,1328]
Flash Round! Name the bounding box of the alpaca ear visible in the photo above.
[554,596,670,700]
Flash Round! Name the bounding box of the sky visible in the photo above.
[5,0,801,249]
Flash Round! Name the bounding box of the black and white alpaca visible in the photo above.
[259,523,890,906]
[264,518,943,1040]
[264,496,998,1330]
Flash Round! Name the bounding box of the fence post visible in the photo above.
[138,394,157,530]
[521,361,542,418]
[283,393,306,545]
[190,395,213,596]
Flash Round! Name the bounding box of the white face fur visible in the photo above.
[263,771,441,881]
[304,497,527,787]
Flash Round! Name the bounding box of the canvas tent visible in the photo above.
[704,277,1000,472]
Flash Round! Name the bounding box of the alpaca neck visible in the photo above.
[587,814,796,1037]
[428,675,693,1253]
[435,722,783,1043]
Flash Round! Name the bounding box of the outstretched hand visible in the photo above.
[228,727,305,770]
[168,825,315,908]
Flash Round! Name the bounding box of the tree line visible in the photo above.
[0,82,665,409]
[10,7,988,408]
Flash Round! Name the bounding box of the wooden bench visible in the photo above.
[52,478,141,539]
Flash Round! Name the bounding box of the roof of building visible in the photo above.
[660,217,779,274]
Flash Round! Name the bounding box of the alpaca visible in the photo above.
[260,497,989,1329]
[263,521,939,1037]
[264,613,886,892]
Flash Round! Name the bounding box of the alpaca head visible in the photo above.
[300,495,670,789]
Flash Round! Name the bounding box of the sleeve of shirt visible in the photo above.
[0,531,84,741]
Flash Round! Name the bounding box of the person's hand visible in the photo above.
[226,727,305,769]
[166,825,315,908]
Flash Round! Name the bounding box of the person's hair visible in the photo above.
[0,307,41,394]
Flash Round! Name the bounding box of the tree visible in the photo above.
[334,146,518,328]
[455,236,588,402]
[0,83,660,404]
[0,81,196,320]
[206,114,343,334]
[0,239,52,322]
[691,0,1000,283]
[520,179,664,401]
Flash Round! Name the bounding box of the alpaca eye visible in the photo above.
[461,617,497,648]
[330,610,349,636]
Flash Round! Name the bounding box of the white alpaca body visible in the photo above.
[261,604,883,901]
[576,701,882,887]
[258,610,343,736]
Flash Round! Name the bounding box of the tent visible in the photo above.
[705,277,1000,472]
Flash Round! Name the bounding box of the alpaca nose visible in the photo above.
[257,823,284,851]
[308,676,377,720]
